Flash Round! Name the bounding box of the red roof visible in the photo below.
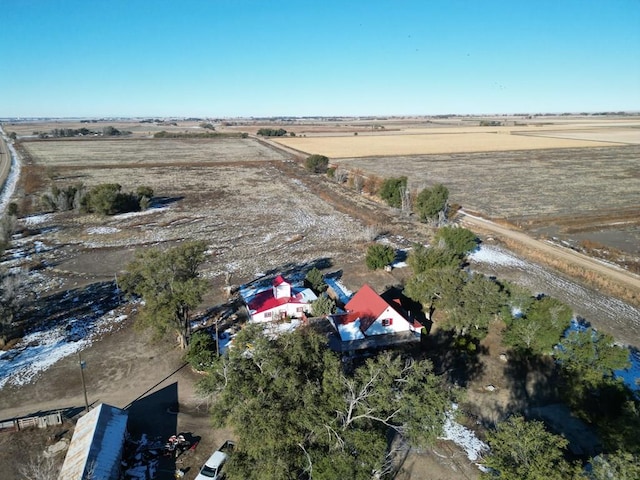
[345,284,389,319]
[335,285,422,333]
[272,275,289,287]
[332,311,362,325]
[248,288,307,314]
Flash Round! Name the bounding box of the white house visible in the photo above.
[330,284,422,342]
[244,275,317,323]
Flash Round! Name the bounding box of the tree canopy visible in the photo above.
[415,183,449,222]
[305,267,326,292]
[305,154,330,173]
[199,326,453,479]
[404,266,465,319]
[365,243,395,270]
[555,328,630,387]
[121,241,208,349]
[503,296,572,355]
[379,176,408,208]
[407,243,463,274]
[482,416,580,480]
[311,294,336,316]
[434,226,478,257]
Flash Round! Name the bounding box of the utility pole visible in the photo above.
[78,352,89,412]
[215,319,220,358]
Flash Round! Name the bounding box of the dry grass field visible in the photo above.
[274,131,621,157]
[521,128,640,144]
[335,145,640,219]
[20,137,285,167]
[15,138,372,289]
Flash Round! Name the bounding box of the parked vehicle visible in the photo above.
[195,440,235,480]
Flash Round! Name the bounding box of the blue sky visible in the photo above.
[1,0,639,117]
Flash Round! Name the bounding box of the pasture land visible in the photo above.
[335,146,640,219]
[20,137,286,167]
[335,145,640,260]
[16,138,373,288]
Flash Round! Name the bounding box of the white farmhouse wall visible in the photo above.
[364,306,413,336]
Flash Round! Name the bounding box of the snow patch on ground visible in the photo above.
[23,213,54,226]
[0,130,21,215]
[439,404,489,463]
[0,310,129,389]
[87,226,121,235]
[469,245,526,267]
[112,207,168,220]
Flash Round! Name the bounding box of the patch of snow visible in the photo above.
[391,261,408,268]
[23,213,54,226]
[336,318,365,341]
[0,311,129,389]
[468,245,526,268]
[264,319,301,337]
[111,207,168,220]
[0,129,22,215]
[439,404,489,463]
[87,226,121,235]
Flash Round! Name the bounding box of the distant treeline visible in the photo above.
[153,131,248,139]
[40,126,130,138]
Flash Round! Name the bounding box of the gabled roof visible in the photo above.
[247,287,316,314]
[344,284,390,319]
[272,275,289,287]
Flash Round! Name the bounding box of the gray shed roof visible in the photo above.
[58,403,128,480]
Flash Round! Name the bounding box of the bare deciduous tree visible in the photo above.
[18,454,62,480]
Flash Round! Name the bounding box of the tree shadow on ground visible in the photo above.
[239,258,333,291]
[423,329,486,387]
[268,257,333,280]
[24,280,122,323]
[151,196,184,208]
[16,280,125,336]
[501,350,561,414]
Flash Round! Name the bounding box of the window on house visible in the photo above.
[381,318,393,327]
[264,311,272,318]
[296,307,304,312]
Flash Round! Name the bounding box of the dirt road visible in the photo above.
[459,211,640,295]
[0,130,13,200]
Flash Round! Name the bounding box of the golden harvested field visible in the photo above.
[20,137,286,167]
[274,131,620,158]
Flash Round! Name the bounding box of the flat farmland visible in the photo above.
[274,131,619,158]
[521,128,640,144]
[334,145,640,260]
[334,146,640,219]
[21,137,288,167]
[4,119,207,137]
[14,137,371,290]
